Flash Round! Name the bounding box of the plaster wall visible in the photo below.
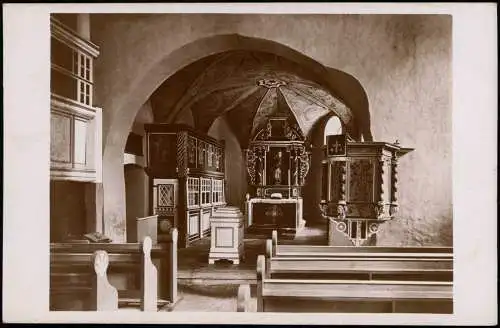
[208,116,247,210]
[91,14,452,245]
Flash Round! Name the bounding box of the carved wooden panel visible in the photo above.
[188,213,200,237]
[348,159,374,202]
[187,136,197,168]
[252,203,296,228]
[201,209,211,233]
[51,112,72,163]
[73,118,88,165]
[329,161,343,203]
[197,140,205,168]
[346,203,374,218]
[148,133,177,176]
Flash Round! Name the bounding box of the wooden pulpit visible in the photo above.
[320,136,414,246]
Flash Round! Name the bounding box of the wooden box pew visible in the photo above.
[237,255,453,313]
[50,230,178,311]
[265,230,453,281]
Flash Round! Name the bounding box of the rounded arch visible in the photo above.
[324,116,343,144]
[99,33,372,241]
[102,34,372,165]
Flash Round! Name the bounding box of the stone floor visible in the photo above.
[172,222,328,312]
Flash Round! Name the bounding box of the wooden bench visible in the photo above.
[265,230,453,281]
[237,255,453,313]
[50,229,178,311]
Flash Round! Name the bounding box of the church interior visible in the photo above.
[47,13,455,313]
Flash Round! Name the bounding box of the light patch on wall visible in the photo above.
[323,116,342,144]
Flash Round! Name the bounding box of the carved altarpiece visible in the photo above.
[244,117,311,236]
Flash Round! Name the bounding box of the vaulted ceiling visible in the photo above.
[150,50,355,147]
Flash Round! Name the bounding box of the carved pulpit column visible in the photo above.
[390,155,399,216]
[320,135,413,246]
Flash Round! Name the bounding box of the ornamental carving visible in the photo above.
[187,137,197,166]
[284,120,302,141]
[93,250,109,277]
[336,221,347,233]
[349,159,373,202]
[369,222,379,234]
[373,202,385,219]
[245,148,257,185]
[257,78,287,89]
[346,203,374,218]
[337,203,347,220]
[389,204,399,216]
[299,152,310,185]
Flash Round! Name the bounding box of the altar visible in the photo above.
[245,197,305,236]
[243,115,311,238]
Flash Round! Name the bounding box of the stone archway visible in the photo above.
[97,33,372,241]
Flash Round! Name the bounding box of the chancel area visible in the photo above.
[48,13,454,313]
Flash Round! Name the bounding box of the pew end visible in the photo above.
[237,284,251,312]
[265,238,273,260]
[91,250,119,311]
[256,255,267,312]
[271,230,278,254]
[140,236,158,311]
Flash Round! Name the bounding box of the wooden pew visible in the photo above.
[50,229,178,311]
[272,230,453,256]
[237,255,453,313]
[266,230,453,281]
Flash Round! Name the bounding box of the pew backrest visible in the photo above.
[253,255,453,313]
[270,230,453,258]
[265,236,453,281]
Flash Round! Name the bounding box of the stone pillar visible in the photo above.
[85,182,104,234]
[103,149,127,243]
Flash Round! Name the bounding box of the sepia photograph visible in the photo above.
[3,3,497,325]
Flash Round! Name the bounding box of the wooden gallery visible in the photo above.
[47,14,454,313]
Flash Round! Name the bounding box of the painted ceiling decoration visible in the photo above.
[153,51,355,147]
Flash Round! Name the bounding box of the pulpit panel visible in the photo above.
[348,159,374,203]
